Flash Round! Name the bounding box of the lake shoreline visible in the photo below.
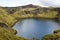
[12,17,60,34]
[12,18,60,40]
[12,17,59,27]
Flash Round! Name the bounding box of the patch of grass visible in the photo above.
[0,7,16,27]
[42,30,60,40]
[0,27,27,40]
[12,8,57,19]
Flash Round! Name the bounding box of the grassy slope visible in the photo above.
[12,8,58,19]
[42,30,60,40]
[0,7,28,40]
[0,27,27,40]
[0,7,17,27]
[37,10,57,18]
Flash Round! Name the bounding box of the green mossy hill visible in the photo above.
[0,27,27,40]
[1,6,60,21]
[42,30,60,40]
[0,7,28,40]
[0,7,16,27]
[1,5,60,21]
[12,7,58,19]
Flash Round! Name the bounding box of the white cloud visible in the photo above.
[39,0,60,7]
[0,0,60,7]
[0,0,43,7]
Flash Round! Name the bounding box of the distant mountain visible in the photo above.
[2,4,40,14]
[1,4,60,15]
[20,4,40,8]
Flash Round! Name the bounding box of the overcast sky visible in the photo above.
[0,0,60,7]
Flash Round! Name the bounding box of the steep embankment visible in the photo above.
[0,27,27,40]
[12,7,57,19]
[0,7,17,27]
[2,7,20,14]
[0,7,27,40]
[2,4,59,20]
[53,8,60,20]
[42,30,60,40]
[2,4,60,20]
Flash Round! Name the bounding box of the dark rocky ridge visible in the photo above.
[2,4,39,14]
[1,4,60,16]
[2,7,20,14]
[21,4,39,8]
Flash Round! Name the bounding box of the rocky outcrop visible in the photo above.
[2,7,20,14]
[21,4,39,8]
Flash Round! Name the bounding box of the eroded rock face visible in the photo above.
[2,4,39,14]
[3,7,20,14]
[0,23,6,27]
[0,23,8,28]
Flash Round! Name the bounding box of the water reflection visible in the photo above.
[13,19,60,39]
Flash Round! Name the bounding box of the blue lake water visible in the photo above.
[13,19,60,40]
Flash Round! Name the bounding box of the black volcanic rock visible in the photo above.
[21,4,39,8]
[2,7,20,14]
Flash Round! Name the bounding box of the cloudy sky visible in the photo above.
[0,0,60,7]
